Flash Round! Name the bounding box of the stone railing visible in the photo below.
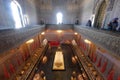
[0,25,45,53]
[74,25,120,59]
[46,24,74,30]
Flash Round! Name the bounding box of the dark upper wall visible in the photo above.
[0,0,38,30]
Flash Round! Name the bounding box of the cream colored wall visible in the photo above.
[79,0,94,25]
[0,0,38,30]
[93,0,120,29]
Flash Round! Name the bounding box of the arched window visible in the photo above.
[56,12,63,24]
[24,15,29,26]
[11,0,25,29]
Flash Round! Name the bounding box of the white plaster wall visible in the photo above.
[0,0,38,30]
[79,0,94,25]
[103,0,120,29]
[110,0,120,20]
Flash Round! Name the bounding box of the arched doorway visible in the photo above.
[94,0,107,29]
[10,0,25,29]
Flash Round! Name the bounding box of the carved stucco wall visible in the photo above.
[93,0,109,28]
[0,25,45,54]
[93,0,120,29]
[74,25,120,59]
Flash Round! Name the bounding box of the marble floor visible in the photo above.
[36,44,83,80]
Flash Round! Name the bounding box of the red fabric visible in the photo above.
[3,65,10,79]
[101,61,108,73]
[118,76,120,80]
[26,51,30,58]
[97,57,102,67]
[93,55,97,63]
[9,63,15,73]
[107,70,114,80]
[49,41,60,46]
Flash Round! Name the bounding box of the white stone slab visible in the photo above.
[53,51,65,70]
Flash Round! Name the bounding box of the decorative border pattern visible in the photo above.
[74,26,120,58]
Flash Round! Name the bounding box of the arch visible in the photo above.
[94,0,108,29]
[11,0,25,29]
